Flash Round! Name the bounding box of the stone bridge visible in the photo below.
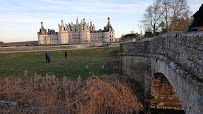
[120,32,203,114]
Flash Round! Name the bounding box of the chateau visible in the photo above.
[37,17,115,45]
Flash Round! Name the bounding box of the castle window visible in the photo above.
[110,35,111,37]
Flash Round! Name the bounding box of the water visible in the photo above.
[0,100,44,110]
[0,100,68,113]
[0,100,17,105]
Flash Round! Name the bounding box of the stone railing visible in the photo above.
[121,31,203,86]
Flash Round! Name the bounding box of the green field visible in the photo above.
[0,47,120,79]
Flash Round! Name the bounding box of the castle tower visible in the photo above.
[58,20,69,44]
[38,22,46,44]
[103,17,115,42]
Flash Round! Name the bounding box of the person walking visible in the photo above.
[47,53,51,63]
[45,52,48,63]
[65,51,67,60]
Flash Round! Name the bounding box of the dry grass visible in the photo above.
[0,73,143,113]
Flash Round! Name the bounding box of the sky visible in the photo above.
[0,0,202,43]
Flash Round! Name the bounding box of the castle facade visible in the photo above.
[37,17,115,45]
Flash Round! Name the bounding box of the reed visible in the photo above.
[0,73,143,113]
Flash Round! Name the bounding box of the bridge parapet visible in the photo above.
[120,32,203,114]
[121,32,203,93]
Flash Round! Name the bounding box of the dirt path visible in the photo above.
[0,43,119,53]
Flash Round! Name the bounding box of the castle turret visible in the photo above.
[58,24,60,32]
[40,22,45,34]
[76,17,79,25]
[87,22,89,30]
[84,23,87,30]
[67,24,70,31]
[93,24,95,31]
[90,21,92,31]
[61,20,64,31]
[65,24,68,31]
[90,21,92,26]
[71,22,73,31]
[83,18,86,24]
[80,20,83,30]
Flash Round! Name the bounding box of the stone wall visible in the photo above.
[121,32,203,94]
[120,32,203,114]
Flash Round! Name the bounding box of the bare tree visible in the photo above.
[139,0,191,33]
[159,0,172,30]
[139,1,162,34]
[169,0,191,31]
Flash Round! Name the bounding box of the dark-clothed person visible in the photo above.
[45,53,48,63]
[65,51,67,60]
[47,53,51,63]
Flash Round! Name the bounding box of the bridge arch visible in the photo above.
[121,32,203,114]
[149,58,202,114]
[151,73,184,110]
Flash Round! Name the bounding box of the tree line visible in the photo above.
[139,0,192,35]
[120,33,140,42]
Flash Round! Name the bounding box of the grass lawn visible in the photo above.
[0,47,120,79]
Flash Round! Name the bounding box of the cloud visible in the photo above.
[41,0,151,13]
[43,0,73,4]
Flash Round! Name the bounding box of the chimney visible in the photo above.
[41,22,44,28]
[108,17,110,25]
[76,17,79,24]
[61,20,64,31]
[93,24,95,31]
